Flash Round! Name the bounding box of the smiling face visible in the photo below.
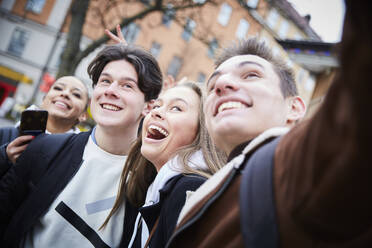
[90,59,146,131]
[41,76,88,124]
[141,86,200,170]
[205,55,294,154]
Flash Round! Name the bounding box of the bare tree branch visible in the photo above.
[57,0,90,78]
[57,0,219,76]
[71,3,162,70]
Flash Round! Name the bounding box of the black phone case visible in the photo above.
[20,110,48,136]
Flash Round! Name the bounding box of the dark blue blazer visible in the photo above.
[0,131,137,248]
[0,127,19,178]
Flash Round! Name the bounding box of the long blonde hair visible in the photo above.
[100,82,226,228]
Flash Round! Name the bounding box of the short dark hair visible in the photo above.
[87,44,162,101]
[215,39,298,97]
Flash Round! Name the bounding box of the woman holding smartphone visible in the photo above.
[0,76,89,175]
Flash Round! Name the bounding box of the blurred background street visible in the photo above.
[0,117,15,127]
[0,0,344,124]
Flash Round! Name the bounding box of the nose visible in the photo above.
[214,74,238,96]
[59,88,70,99]
[104,81,119,98]
[151,107,164,120]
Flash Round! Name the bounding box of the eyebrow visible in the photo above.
[156,97,188,106]
[100,73,138,84]
[172,98,188,105]
[54,82,83,93]
[239,61,264,70]
[206,61,265,86]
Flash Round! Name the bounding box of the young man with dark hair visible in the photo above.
[166,1,372,247]
[0,44,162,248]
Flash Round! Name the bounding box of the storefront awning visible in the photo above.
[0,65,33,84]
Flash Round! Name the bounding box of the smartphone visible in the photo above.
[20,110,48,136]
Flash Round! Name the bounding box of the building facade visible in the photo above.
[0,0,339,119]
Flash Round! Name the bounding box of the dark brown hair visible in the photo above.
[215,38,298,98]
[87,44,162,101]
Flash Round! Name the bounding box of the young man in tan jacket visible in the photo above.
[166,0,372,247]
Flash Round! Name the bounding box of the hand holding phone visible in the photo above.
[6,135,35,164]
[20,110,48,136]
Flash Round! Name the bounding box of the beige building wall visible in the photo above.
[6,0,317,90]
[10,0,57,25]
[1,0,325,109]
[305,69,336,118]
[79,0,264,83]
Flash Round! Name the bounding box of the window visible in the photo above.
[259,36,270,45]
[197,72,206,83]
[236,19,250,39]
[54,44,66,68]
[278,20,289,39]
[150,42,162,59]
[293,32,303,40]
[286,60,293,68]
[272,46,280,57]
[7,27,30,57]
[181,18,196,42]
[296,69,306,85]
[207,38,218,58]
[246,0,259,8]
[121,23,140,44]
[25,0,46,14]
[162,4,175,27]
[167,56,183,79]
[267,9,279,29]
[218,3,232,26]
[305,75,316,92]
[140,0,151,5]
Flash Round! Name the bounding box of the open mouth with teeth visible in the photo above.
[215,101,250,116]
[101,103,122,111]
[147,125,169,140]
[53,100,71,110]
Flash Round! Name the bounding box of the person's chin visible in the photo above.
[141,146,160,162]
[214,118,244,133]
[214,123,250,141]
[49,111,68,119]
[96,119,123,129]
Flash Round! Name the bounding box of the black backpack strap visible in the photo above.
[239,137,281,248]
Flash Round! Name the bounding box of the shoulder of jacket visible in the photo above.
[177,163,235,223]
[162,174,206,193]
[0,127,19,144]
[242,127,289,155]
[34,131,89,149]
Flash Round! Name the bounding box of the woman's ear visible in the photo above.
[142,100,155,117]
[286,96,306,125]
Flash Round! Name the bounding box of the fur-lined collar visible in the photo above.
[177,127,289,223]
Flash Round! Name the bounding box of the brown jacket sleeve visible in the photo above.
[274,0,372,244]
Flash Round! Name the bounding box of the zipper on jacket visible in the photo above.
[165,167,239,248]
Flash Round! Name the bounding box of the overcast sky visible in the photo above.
[288,0,345,43]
